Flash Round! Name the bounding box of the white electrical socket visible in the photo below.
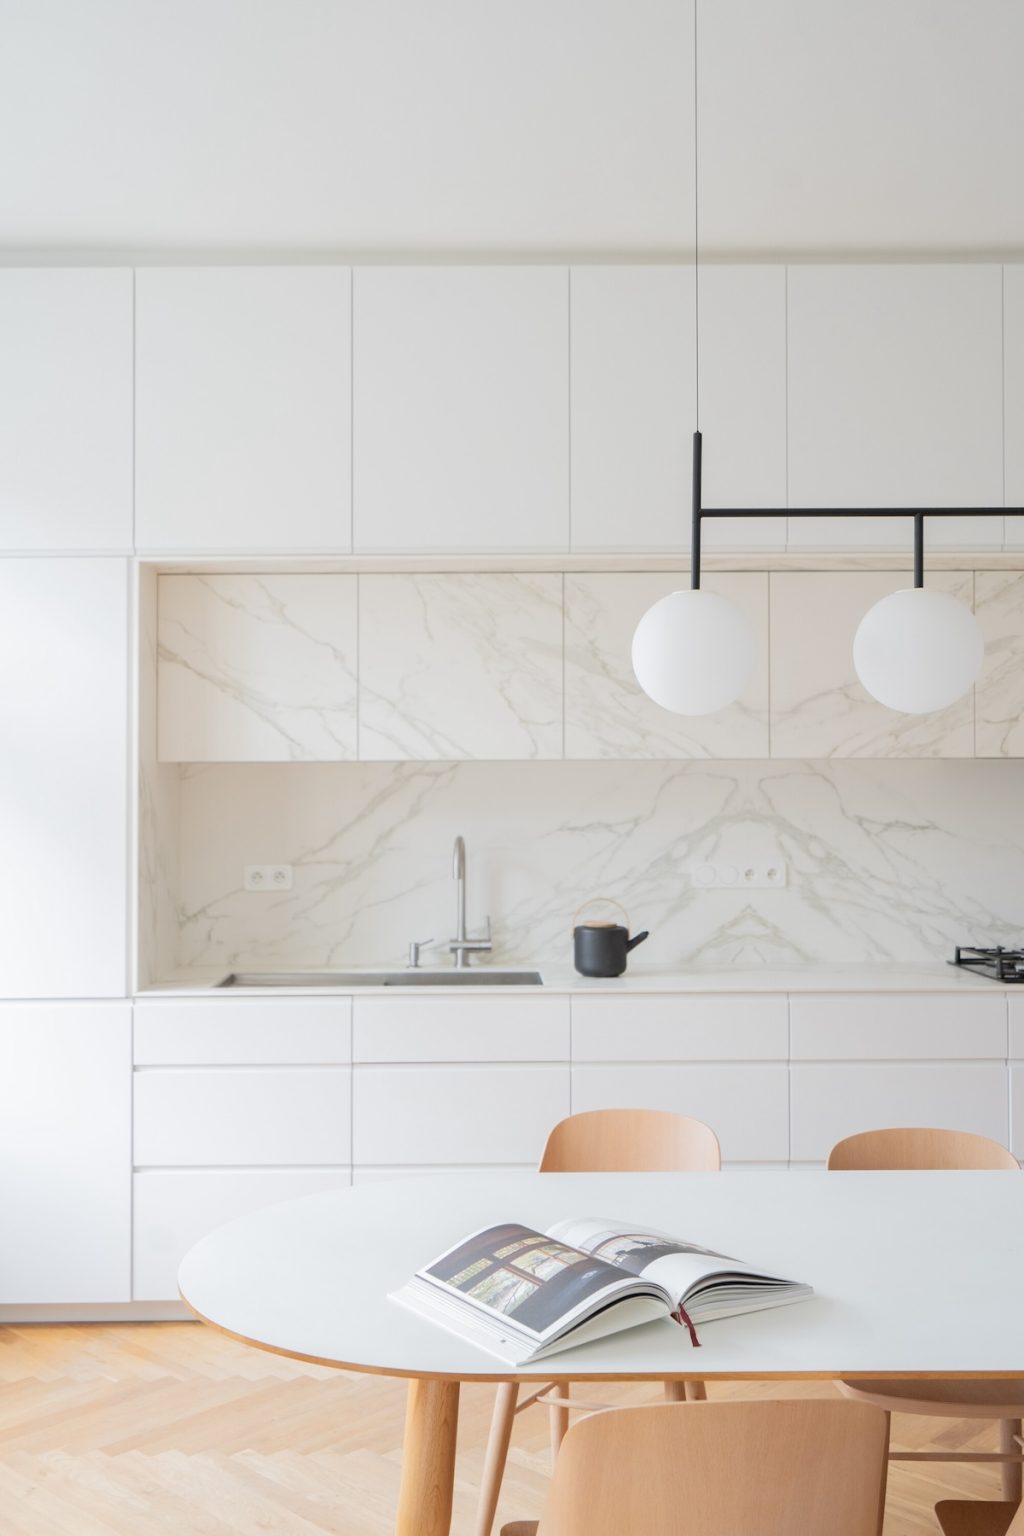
[244,864,293,892]
[688,861,787,890]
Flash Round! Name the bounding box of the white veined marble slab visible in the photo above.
[564,571,769,758]
[357,573,563,760]
[158,574,358,762]
[770,570,975,758]
[975,571,1024,757]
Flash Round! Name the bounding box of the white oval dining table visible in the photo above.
[178,1170,1024,1536]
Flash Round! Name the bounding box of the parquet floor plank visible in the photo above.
[0,1323,1012,1535]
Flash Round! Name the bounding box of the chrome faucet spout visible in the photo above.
[448,834,490,969]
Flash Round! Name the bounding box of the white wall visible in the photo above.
[2,2,1022,255]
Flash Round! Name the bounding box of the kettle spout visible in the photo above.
[626,929,650,952]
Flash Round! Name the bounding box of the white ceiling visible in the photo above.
[1,0,1022,257]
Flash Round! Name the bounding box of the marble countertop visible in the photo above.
[138,961,1015,997]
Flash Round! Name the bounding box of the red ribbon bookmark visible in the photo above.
[671,1303,701,1348]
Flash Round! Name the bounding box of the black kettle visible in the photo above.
[572,899,649,978]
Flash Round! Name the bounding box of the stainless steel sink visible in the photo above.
[216,969,543,988]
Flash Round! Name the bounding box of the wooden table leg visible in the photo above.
[396,1377,461,1536]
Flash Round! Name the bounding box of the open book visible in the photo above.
[391,1217,812,1366]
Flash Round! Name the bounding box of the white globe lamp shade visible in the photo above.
[852,587,984,714]
[631,589,755,715]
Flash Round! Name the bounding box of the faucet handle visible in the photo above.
[407,938,435,969]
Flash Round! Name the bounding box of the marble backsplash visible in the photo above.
[168,758,1024,975]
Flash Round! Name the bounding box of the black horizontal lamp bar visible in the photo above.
[689,429,1011,592]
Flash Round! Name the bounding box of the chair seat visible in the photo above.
[934,1500,1019,1536]
[840,1378,1024,1418]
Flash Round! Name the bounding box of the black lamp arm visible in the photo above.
[690,429,1013,592]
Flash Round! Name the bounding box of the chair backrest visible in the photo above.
[534,1399,889,1536]
[540,1108,721,1173]
[827,1126,1019,1171]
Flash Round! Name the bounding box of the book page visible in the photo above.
[544,1217,781,1308]
[417,1221,669,1344]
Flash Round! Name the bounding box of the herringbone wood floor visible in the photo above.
[0,1323,1010,1534]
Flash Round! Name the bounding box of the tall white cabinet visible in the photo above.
[0,559,130,1308]
[0,558,129,996]
[0,1004,131,1303]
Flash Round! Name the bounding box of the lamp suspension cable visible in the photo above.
[633,0,1004,719]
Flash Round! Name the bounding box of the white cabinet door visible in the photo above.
[0,269,133,552]
[1005,266,1024,546]
[353,267,568,551]
[357,573,563,760]
[353,997,569,1063]
[134,1168,351,1300]
[353,1065,569,1165]
[563,571,769,758]
[770,570,975,758]
[0,1004,130,1303]
[134,1068,351,1165]
[157,574,358,762]
[571,995,788,1062]
[135,267,351,553]
[790,1064,1008,1163]
[569,265,786,550]
[788,265,1003,548]
[789,993,1008,1060]
[976,572,1024,756]
[569,265,693,551]
[570,1065,789,1163]
[0,558,128,997]
[134,1000,352,1065]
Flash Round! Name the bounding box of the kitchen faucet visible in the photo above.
[449,835,492,968]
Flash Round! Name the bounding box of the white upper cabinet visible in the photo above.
[0,1003,131,1303]
[570,265,693,550]
[569,265,786,550]
[697,265,787,548]
[0,269,132,552]
[787,265,1004,547]
[135,267,352,553]
[0,559,128,997]
[1005,265,1024,547]
[353,267,568,551]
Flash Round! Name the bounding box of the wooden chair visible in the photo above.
[498,1398,890,1536]
[935,1498,1024,1536]
[827,1126,1023,1502]
[474,1109,720,1536]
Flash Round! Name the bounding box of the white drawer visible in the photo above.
[571,995,788,1062]
[1009,1067,1024,1158]
[790,994,1007,1061]
[133,1167,351,1299]
[352,1065,569,1164]
[1007,998,1024,1059]
[570,1064,789,1162]
[134,1000,352,1065]
[790,1063,1009,1162]
[134,1068,351,1165]
[353,995,569,1063]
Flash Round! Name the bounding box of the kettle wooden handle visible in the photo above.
[571,896,630,933]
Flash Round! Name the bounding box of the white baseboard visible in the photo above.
[0,1301,191,1323]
